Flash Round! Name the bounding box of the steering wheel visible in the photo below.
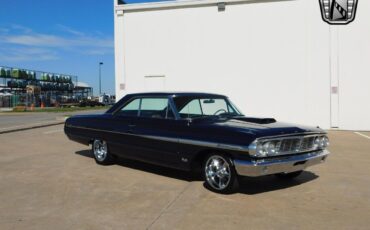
[213,109,227,115]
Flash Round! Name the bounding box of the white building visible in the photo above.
[114,0,370,131]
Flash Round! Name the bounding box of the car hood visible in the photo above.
[201,116,324,138]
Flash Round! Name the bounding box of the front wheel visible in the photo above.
[92,139,114,165]
[203,154,239,194]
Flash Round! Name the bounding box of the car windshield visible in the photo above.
[173,96,243,119]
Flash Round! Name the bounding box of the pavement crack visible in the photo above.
[146,183,191,230]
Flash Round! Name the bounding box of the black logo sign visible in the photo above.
[319,0,358,25]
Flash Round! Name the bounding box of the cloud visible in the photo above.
[84,48,114,56]
[56,24,85,36]
[0,28,9,33]
[11,24,33,33]
[0,47,59,62]
[2,34,64,47]
[1,33,113,48]
[0,24,113,62]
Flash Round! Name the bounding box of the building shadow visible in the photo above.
[75,149,319,194]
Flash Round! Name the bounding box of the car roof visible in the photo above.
[106,92,228,114]
[126,92,226,98]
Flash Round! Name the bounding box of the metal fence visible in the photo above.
[0,66,91,108]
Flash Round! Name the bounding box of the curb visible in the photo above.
[0,121,66,135]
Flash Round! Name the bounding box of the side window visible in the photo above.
[179,99,202,118]
[119,98,140,116]
[227,104,237,114]
[140,98,174,119]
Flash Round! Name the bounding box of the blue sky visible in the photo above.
[0,0,158,95]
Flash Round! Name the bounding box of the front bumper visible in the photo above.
[234,150,330,177]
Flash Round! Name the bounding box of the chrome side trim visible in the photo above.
[65,124,249,152]
[234,150,330,177]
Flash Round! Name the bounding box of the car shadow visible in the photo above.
[75,149,319,194]
[75,150,201,182]
[236,171,319,195]
[75,149,94,158]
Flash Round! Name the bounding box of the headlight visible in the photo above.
[256,143,267,157]
[322,136,330,148]
[314,136,329,149]
[265,141,279,155]
[248,141,266,157]
[314,136,321,149]
[249,140,280,157]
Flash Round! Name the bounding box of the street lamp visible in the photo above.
[99,62,103,96]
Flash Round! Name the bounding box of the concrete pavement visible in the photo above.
[0,127,369,229]
[0,109,106,133]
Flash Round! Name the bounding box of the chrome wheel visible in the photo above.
[205,155,231,191]
[93,140,108,162]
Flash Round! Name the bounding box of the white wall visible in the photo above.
[336,1,370,130]
[114,0,370,131]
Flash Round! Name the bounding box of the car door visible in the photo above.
[129,97,184,168]
[107,98,142,159]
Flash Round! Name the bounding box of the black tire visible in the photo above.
[203,153,239,194]
[92,139,114,165]
[275,170,303,179]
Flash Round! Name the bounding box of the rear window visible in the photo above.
[118,97,175,119]
[118,98,140,117]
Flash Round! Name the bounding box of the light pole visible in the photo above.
[99,62,103,96]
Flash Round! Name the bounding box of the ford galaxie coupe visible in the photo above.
[65,92,330,193]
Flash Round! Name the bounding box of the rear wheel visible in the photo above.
[92,139,114,165]
[275,170,303,179]
[203,154,239,194]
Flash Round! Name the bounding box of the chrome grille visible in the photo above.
[249,134,328,158]
[301,136,315,150]
[274,135,318,155]
[279,138,300,152]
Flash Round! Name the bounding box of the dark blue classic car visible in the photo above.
[65,92,330,193]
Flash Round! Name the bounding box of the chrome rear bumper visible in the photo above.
[234,150,330,177]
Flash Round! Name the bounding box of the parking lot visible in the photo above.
[0,125,369,230]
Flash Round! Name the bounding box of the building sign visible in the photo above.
[319,0,358,25]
